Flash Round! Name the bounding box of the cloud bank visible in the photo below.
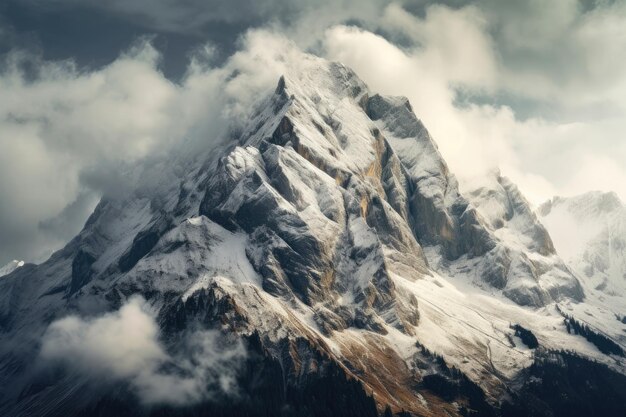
[322,1,626,203]
[40,296,246,406]
[0,33,286,264]
[2,0,626,264]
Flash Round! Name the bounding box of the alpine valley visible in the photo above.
[1,53,625,417]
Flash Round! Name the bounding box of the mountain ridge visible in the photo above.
[0,53,624,417]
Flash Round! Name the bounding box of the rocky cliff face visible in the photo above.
[0,53,623,417]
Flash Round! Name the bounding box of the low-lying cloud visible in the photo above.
[40,296,246,406]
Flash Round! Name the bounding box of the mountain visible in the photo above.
[539,191,626,296]
[1,53,625,417]
[0,260,24,277]
[538,192,626,348]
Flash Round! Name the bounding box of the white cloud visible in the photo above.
[0,41,178,263]
[3,1,626,264]
[323,23,519,183]
[40,296,246,406]
[468,0,626,107]
[0,32,289,264]
[383,3,498,89]
[322,2,626,204]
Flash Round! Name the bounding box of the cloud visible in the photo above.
[0,40,177,264]
[3,1,626,264]
[30,0,387,35]
[40,296,246,406]
[323,21,520,183]
[476,0,626,105]
[0,32,288,265]
[322,2,626,204]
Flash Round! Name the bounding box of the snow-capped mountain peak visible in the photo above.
[1,55,624,417]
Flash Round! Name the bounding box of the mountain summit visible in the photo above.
[1,54,624,417]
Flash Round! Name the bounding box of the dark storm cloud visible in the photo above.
[0,0,253,80]
[38,0,373,32]
[7,0,396,76]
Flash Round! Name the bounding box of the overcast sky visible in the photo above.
[1,0,625,265]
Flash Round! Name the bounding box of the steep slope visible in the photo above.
[0,53,622,417]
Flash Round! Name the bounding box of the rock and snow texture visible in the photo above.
[539,191,626,297]
[539,192,626,345]
[0,52,623,417]
[459,172,584,306]
[0,260,24,277]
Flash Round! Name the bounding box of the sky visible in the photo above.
[0,0,625,265]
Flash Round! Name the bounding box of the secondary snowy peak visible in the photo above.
[465,172,554,255]
[455,171,583,305]
[539,191,626,296]
[0,260,24,277]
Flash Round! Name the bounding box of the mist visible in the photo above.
[40,296,246,406]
